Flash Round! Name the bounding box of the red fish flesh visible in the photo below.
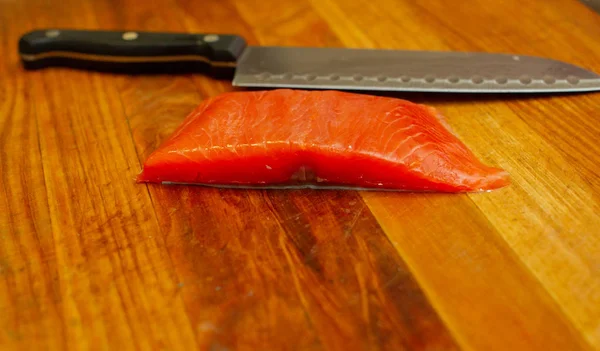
[137,89,509,192]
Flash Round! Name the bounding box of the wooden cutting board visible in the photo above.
[1,0,599,350]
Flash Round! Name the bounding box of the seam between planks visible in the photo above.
[360,195,472,351]
[302,0,483,347]
[262,192,327,347]
[473,104,598,350]
[464,193,595,350]
[383,0,598,346]
[306,0,594,346]
[166,2,463,347]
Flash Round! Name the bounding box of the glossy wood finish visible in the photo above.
[1,0,599,350]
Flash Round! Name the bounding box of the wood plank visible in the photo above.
[231,0,342,47]
[392,1,600,346]
[267,190,460,350]
[0,3,64,348]
[506,94,600,191]
[363,192,591,351]
[28,56,197,350]
[455,99,600,348]
[102,0,463,348]
[0,0,198,349]
[2,0,600,349]
[307,0,600,349]
[170,0,259,96]
[120,72,462,349]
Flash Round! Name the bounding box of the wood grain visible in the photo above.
[74,0,460,349]
[363,192,591,351]
[1,0,600,350]
[308,0,600,348]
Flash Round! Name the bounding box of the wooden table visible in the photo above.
[2,0,600,350]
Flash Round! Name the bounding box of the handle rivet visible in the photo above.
[45,30,60,38]
[122,31,139,41]
[203,34,220,43]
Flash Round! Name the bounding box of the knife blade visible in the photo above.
[18,29,600,93]
[580,0,600,14]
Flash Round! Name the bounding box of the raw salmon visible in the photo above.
[137,89,509,192]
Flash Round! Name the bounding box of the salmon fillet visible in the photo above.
[137,89,509,192]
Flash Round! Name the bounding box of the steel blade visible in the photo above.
[580,0,600,14]
[232,46,600,93]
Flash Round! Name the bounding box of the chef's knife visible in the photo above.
[18,29,600,93]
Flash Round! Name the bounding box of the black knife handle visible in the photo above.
[18,29,247,75]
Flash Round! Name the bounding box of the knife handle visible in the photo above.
[18,29,247,75]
